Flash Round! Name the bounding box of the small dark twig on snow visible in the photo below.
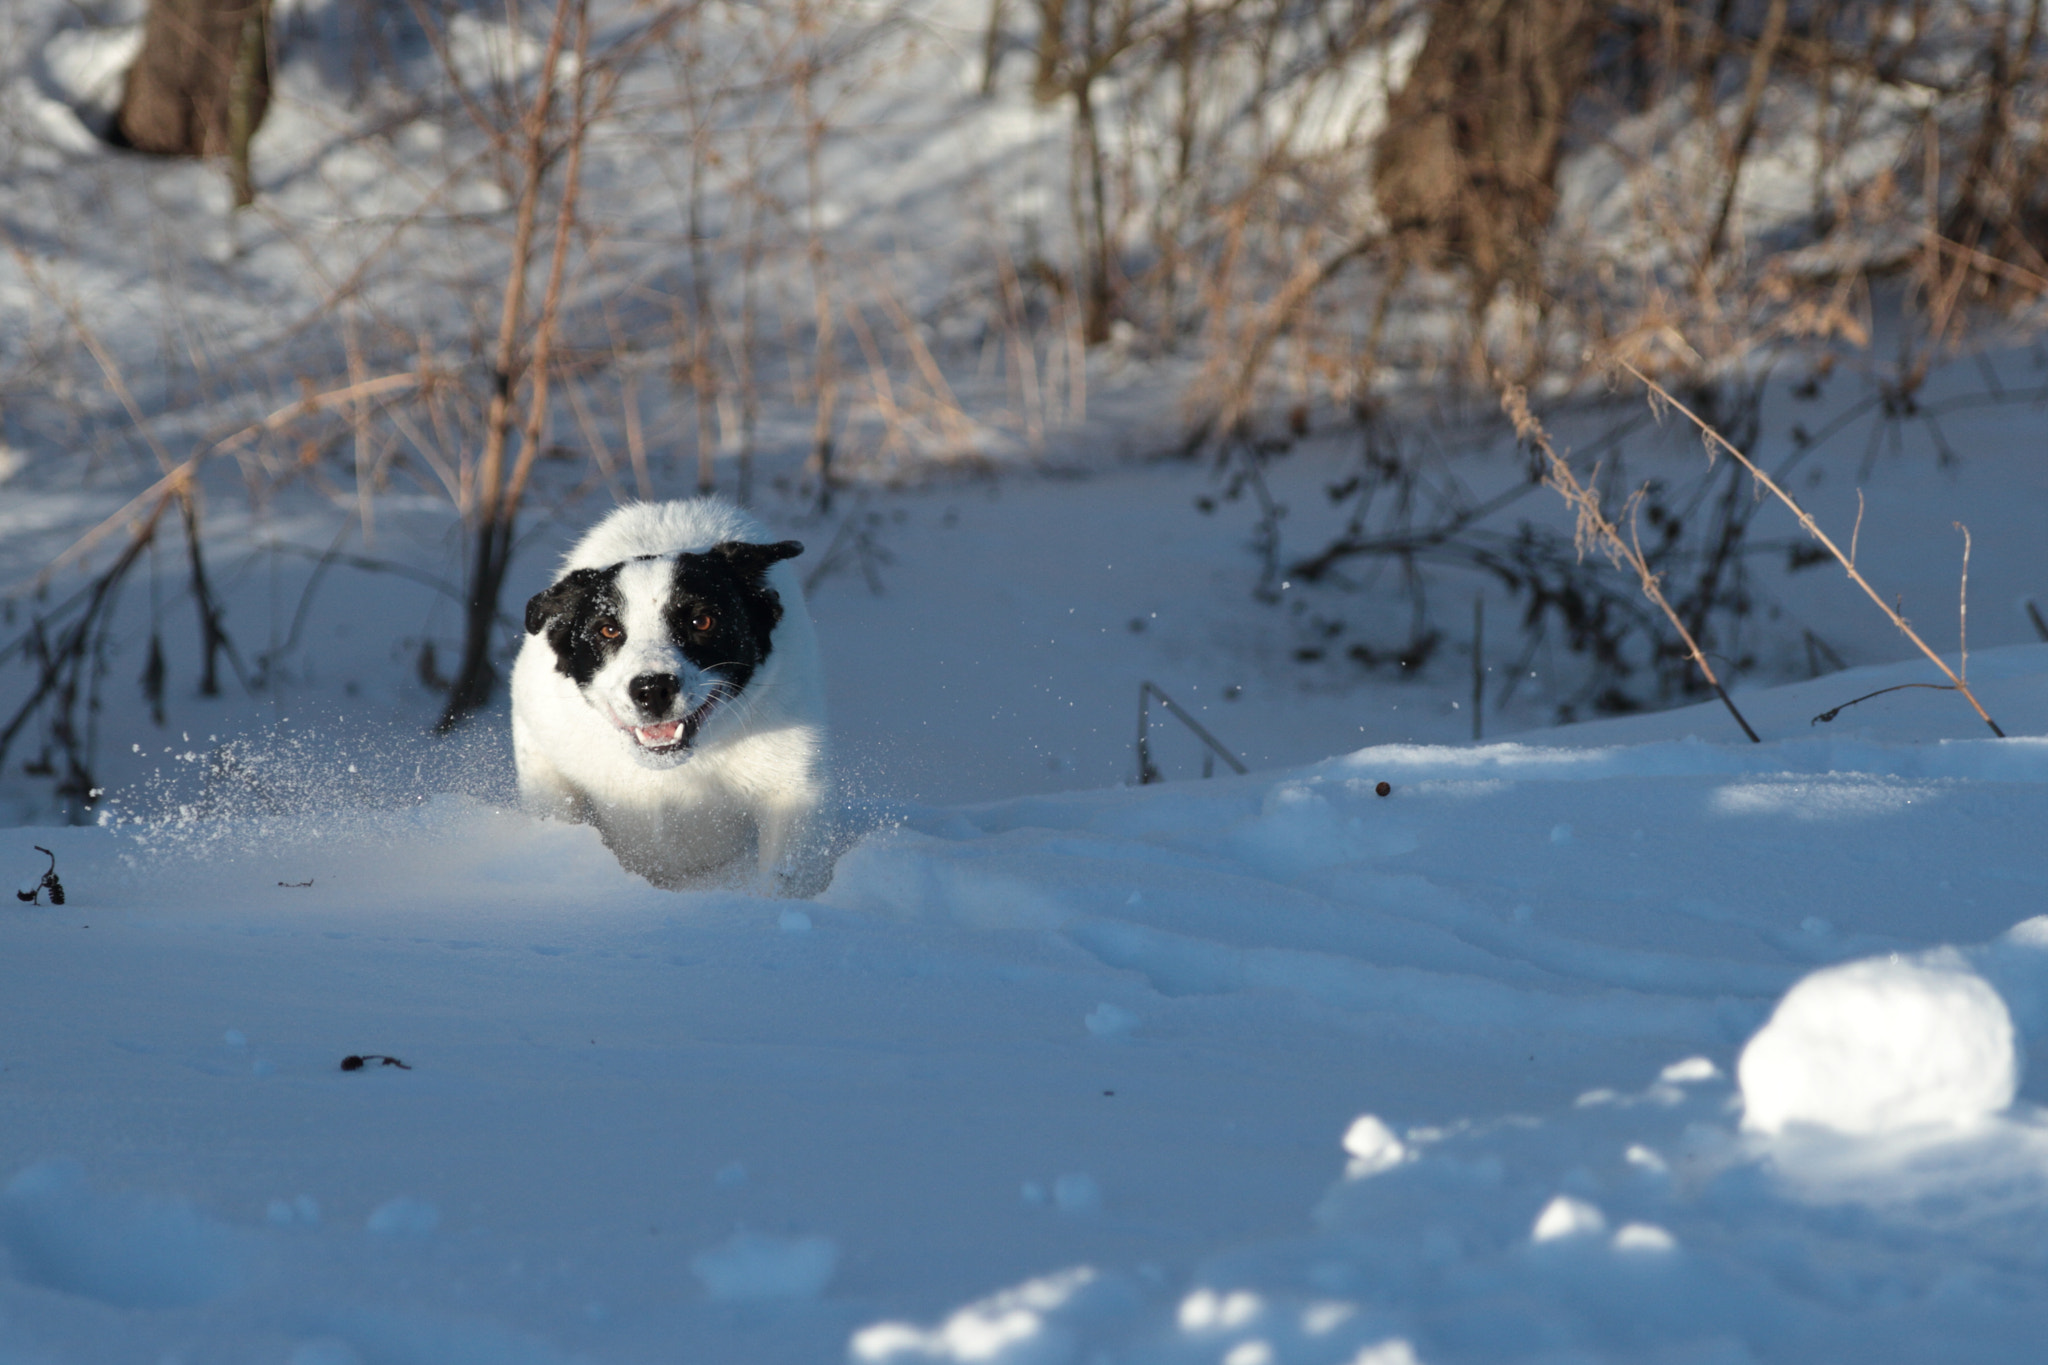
[15,846,65,906]
[1812,682,1958,725]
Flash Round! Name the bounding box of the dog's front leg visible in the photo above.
[513,737,583,822]
[755,799,827,898]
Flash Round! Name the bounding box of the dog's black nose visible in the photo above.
[628,672,680,716]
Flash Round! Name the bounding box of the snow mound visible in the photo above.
[0,1159,243,1309]
[690,1231,837,1301]
[1739,950,2018,1135]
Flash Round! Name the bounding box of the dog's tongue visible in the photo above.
[636,721,682,746]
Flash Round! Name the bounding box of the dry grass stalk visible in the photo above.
[11,369,428,600]
[866,267,981,457]
[1502,382,1761,743]
[439,0,600,728]
[1616,359,2007,738]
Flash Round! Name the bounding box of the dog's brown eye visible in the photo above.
[692,613,715,634]
[598,621,622,641]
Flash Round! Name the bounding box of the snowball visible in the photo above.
[1739,952,2018,1135]
[1341,1115,1407,1178]
[1530,1195,1606,1242]
[691,1230,838,1300]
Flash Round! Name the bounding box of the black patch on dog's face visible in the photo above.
[665,541,804,690]
[524,564,626,686]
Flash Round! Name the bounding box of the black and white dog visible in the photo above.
[512,499,828,894]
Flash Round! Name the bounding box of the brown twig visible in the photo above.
[1617,359,2006,738]
[1502,383,1761,743]
[7,371,423,601]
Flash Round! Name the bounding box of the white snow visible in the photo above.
[8,688,2048,1358]
[1083,1003,1137,1038]
[1051,1174,1102,1215]
[1610,1222,1676,1254]
[1530,1194,1607,1242]
[0,1159,246,1311]
[365,1195,442,1237]
[1338,1116,1406,1179]
[10,0,2048,1359]
[35,23,141,129]
[690,1231,839,1301]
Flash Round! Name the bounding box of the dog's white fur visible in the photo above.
[511,499,828,893]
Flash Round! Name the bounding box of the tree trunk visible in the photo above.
[115,0,271,202]
[1371,0,1597,295]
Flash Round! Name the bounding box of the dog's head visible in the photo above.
[524,540,803,767]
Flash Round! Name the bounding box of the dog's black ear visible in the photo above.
[525,567,608,635]
[710,540,804,579]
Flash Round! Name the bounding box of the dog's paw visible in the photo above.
[769,861,833,900]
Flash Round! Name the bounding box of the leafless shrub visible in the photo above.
[1273,391,1774,724]
[987,0,2048,443]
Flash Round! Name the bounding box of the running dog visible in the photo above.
[511,499,829,894]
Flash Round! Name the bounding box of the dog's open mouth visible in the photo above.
[627,695,719,754]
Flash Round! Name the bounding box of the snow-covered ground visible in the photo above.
[11,0,2048,1360]
[10,645,2048,1363]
